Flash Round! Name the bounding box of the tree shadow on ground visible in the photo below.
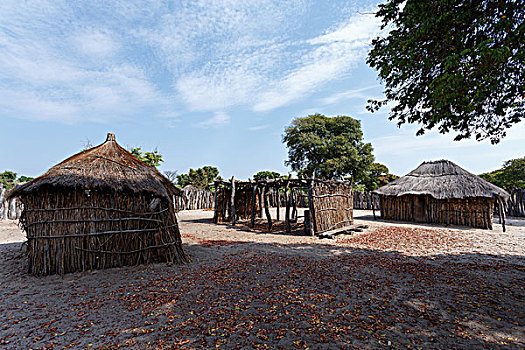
[182,216,310,237]
[0,238,523,349]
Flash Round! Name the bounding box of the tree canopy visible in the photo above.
[130,147,164,168]
[0,171,34,190]
[282,114,374,180]
[367,0,524,144]
[253,171,282,181]
[357,162,399,192]
[479,157,525,191]
[176,166,220,191]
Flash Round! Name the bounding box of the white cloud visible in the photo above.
[0,1,382,122]
[319,84,381,105]
[74,30,117,57]
[197,112,231,128]
[248,125,268,131]
[0,1,176,124]
[253,11,381,112]
[369,121,525,175]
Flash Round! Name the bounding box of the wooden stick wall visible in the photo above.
[213,178,353,235]
[379,194,495,229]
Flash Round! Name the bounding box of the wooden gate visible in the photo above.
[310,181,353,234]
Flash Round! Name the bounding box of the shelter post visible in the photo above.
[230,176,236,226]
[307,178,316,236]
[276,188,280,221]
[263,183,272,231]
[250,180,258,228]
[284,177,291,233]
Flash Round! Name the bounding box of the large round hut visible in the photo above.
[373,160,509,229]
[8,133,188,275]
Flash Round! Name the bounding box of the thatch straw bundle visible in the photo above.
[374,159,508,199]
[8,133,188,275]
[374,160,509,229]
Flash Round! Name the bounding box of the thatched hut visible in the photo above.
[8,133,188,275]
[373,160,509,229]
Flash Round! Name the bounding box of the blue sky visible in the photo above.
[1,0,523,180]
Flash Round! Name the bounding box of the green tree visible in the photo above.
[177,166,220,190]
[479,157,525,191]
[367,0,524,144]
[358,162,399,191]
[0,171,17,181]
[17,176,34,183]
[0,171,18,190]
[253,171,282,181]
[282,114,374,180]
[130,147,164,168]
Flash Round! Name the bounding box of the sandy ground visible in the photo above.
[0,210,524,349]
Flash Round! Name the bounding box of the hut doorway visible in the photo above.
[413,195,427,222]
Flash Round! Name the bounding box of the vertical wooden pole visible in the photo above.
[498,198,502,224]
[291,189,297,221]
[264,184,272,231]
[276,187,280,221]
[259,185,263,218]
[285,178,291,233]
[372,193,376,220]
[0,185,6,221]
[307,179,316,236]
[250,180,258,228]
[213,181,219,223]
[230,176,236,226]
[498,198,506,232]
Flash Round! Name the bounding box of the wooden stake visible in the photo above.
[498,197,506,232]
[370,194,376,220]
[263,184,272,231]
[276,188,280,221]
[213,181,219,223]
[307,179,316,236]
[290,188,297,222]
[259,187,263,218]
[230,176,236,226]
[250,180,258,228]
[284,178,291,233]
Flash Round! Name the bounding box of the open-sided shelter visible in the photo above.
[373,160,509,229]
[8,133,188,275]
[214,178,353,235]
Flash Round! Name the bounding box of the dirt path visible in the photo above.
[1,211,524,349]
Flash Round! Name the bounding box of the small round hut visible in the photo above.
[373,160,509,229]
[8,133,188,275]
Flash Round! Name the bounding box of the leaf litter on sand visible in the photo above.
[0,212,524,349]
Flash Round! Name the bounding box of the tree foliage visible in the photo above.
[0,171,34,190]
[367,0,524,144]
[358,162,399,191]
[130,147,164,168]
[479,157,525,191]
[283,114,374,180]
[176,166,220,191]
[253,171,282,181]
[0,171,17,181]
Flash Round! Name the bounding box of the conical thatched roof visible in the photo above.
[374,160,509,200]
[9,133,180,199]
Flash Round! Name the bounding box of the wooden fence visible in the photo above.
[501,189,525,218]
[0,185,22,220]
[351,189,525,218]
[173,185,215,211]
[3,184,523,220]
[353,191,380,210]
[266,188,308,208]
